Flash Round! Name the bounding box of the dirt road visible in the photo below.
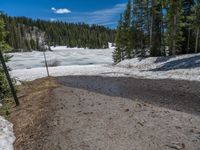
[10,77,200,150]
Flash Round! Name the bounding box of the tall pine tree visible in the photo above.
[113,0,132,62]
[166,0,184,55]
[191,0,200,53]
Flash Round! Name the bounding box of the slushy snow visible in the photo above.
[0,117,15,150]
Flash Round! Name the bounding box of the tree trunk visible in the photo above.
[161,2,165,56]
[172,15,176,55]
[187,28,191,54]
[0,51,19,106]
[195,27,199,53]
[147,0,150,48]
[150,15,153,50]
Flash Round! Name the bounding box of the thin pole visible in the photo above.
[43,51,49,77]
[0,50,19,106]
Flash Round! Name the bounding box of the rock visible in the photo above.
[166,142,185,150]
[125,109,130,112]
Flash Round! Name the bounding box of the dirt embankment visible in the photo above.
[9,77,200,150]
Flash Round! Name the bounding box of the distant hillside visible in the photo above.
[1,14,116,51]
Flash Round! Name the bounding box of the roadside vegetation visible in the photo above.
[0,18,17,118]
[0,19,13,104]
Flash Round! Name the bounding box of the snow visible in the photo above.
[0,116,15,150]
[10,53,200,82]
[50,44,116,51]
[50,46,85,51]
[108,42,115,49]
[8,49,113,70]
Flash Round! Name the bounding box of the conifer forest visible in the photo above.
[113,0,200,62]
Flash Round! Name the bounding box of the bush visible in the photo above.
[0,18,13,102]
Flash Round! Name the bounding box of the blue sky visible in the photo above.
[0,0,127,28]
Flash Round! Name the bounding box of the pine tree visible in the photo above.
[150,0,163,56]
[191,0,200,53]
[113,0,132,63]
[0,18,12,100]
[182,0,195,54]
[113,15,124,63]
[166,0,185,55]
[123,0,132,59]
[133,0,146,56]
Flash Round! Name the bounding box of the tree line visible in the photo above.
[113,0,200,63]
[0,13,115,51]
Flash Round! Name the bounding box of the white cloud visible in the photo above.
[50,18,57,22]
[91,3,126,16]
[51,7,71,14]
[50,3,126,27]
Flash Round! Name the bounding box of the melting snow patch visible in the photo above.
[0,116,15,150]
[10,53,200,82]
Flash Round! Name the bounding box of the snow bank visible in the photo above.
[11,65,113,81]
[10,53,200,82]
[0,116,15,150]
[117,53,200,70]
[108,42,115,49]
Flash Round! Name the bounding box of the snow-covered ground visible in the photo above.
[8,48,113,70]
[10,53,200,82]
[0,116,15,150]
[50,46,85,51]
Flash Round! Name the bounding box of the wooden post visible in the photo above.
[43,51,49,77]
[0,50,19,106]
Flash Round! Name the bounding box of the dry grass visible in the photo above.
[9,77,60,150]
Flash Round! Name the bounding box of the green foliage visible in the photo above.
[113,0,133,63]
[150,0,163,56]
[166,0,185,55]
[190,0,200,52]
[113,15,124,63]
[0,98,12,117]
[0,19,12,101]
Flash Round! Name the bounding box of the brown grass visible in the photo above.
[9,77,60,150]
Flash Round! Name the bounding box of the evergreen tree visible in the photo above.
[182,0,195,54]
[0,18,12,100]
[150,0,163,56]
[113,0,132,63]
[114,0,199,63]
[191,0,200,53]
[133,0,146,56]
[123,0,133,59]
[166,0,184,55]
[113,15,125,63]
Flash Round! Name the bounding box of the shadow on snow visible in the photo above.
[152,55,200,71]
